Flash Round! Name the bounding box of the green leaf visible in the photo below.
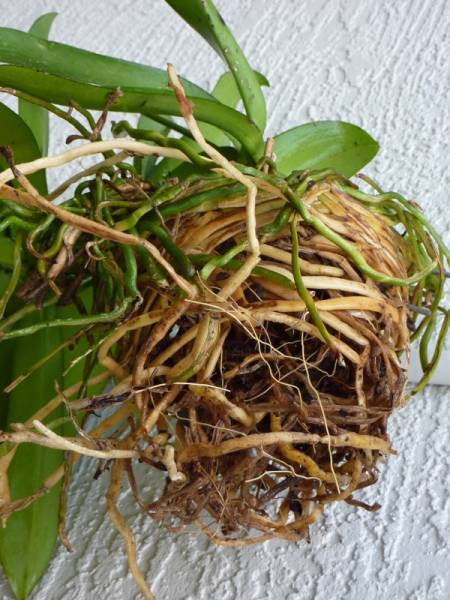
[26,13,58,42]
[0,273,11,427]
[0,310,65,600]
[201,70,270,146]
[0,81,52,600]
[0,102,47,194]
[212,70,269,107]
[0,66,264,160]
[149,70,269,181]
[273,121,379,177]
[165,0,267,132]
[18,13,57,156]
[0,297,105,600]
[0,235,15,268]
[133,115,170,179]
[0,26,211,99]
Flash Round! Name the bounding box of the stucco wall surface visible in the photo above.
[0,1,449,599]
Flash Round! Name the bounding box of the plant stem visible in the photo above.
[0,231,22,319]
[290,217,336,351]
[0,297,133,341]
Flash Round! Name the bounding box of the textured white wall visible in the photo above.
[1,1,449,599]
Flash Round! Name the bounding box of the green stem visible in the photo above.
[283,185,437,286]
[114,181,186,232]
[342,186,450,266]
[189,253,294,289]
[129,227,167,284]
[145,114,193,139]
[112,120,211,168]
[419,254,445,369]
[0,231,22,319]
[0,296,58,333]
[0,297,133,341]
[200,206,292,281]
[0,198,36,218]
[138,183,245,229]
[290,218,335,350]
[200,241,246,281]
[41,224,70,259]
[26,214,55,254]
[0,86,91,138]
[142,223,195,280]
[419,314,436,371]
[410,309,450,396]
[259,205,291,236]
[68,99,97,131]
[0,216,36,233]
[121,245,140,298]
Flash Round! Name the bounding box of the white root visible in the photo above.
[0,420,139,459]
[161,446,186,482]
[0,140,191,188]
[48,151,129,200]
[167,63,260,300]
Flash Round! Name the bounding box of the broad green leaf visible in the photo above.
[0,41,110,598]
[0,87,53,600]
[213,70,269,108]
[0,103,41,433]
[0,310,65,600]
[0,27,211,99]
[0,103,47,194]
[18,13,57,156]
[0,297,105,600]
[273,121,379,178]
[0,66,264,160]
[133,115,170,179]
[165,0,267,131]
[0,235,14,268]
[202,70,270,147]
[61,288,107,396]
[0,272,11,427]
